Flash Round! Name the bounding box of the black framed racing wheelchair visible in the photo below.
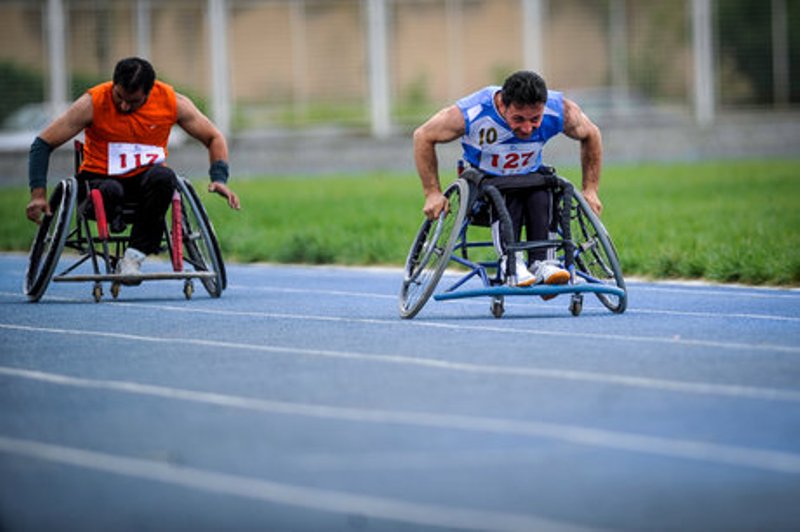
[399,167,627,319]
[24,142,226,302]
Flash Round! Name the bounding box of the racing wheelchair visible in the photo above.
[24,141,226,302]
[399,166,626,318]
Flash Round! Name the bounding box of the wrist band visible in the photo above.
[29,136,53,190]
[209,160,229,184]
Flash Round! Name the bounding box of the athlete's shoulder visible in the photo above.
[87,81,112,93]
[537,90,564,137]
[457,86,499,110]
[152,80,175,94]
[86,81,112,100]
[149,80,178,117]
[544,90,563,116]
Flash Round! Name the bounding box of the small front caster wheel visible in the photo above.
[92,283,103,303]
[490,296,505,319]
[184,280,194,300]
[569,294,583,316]
[111,282,121,299]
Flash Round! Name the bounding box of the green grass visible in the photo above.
[3,159,799,286]
[577,160,800,285]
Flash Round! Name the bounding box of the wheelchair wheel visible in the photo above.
[399,179,469,319]
[24,177,77,302]
[175,178,226,297]
[570,190,627,313]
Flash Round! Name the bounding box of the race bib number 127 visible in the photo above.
[107,142,166,176]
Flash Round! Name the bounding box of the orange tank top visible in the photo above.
[80,80,178,177]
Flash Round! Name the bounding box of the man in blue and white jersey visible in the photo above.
[413,70,603,287]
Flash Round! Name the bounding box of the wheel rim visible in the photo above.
[24,178,76,300]
[177,179,224,297]
[399,180,467,318]
[571,193,626,313]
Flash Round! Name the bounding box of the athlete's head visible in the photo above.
[500,71,548,108]
[497,71,549,139]
[111,57,156,114]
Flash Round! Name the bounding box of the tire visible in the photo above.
[570,190,627,313]
[24,177,77,302]
[399,179,469,319]
[176,178,226,297]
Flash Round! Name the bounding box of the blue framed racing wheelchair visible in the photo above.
[399,166,627,318]
[24,141,226,302]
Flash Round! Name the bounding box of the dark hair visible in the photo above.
[500,71,548,107]
[113,57,156,94]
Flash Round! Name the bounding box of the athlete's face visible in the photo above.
[112,84,149,114]
[498,101,545,139]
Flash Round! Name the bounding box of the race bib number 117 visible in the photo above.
[107,142,166,176]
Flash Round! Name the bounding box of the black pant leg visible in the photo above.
[127,166,177,255]
[501,191,526,242]
[523,188,552,262]
[76,172,124,223]
[500,188,551,263]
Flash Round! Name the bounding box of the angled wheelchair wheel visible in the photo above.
[399,179,469,319]
[24,177,78,302]
[570,190,627,313]
[175,178,226,297]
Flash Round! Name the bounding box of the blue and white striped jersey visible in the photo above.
[456,86,564,176]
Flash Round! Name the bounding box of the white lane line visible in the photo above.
[291,448,588,471]
[228,285,800,322]
[239,286,800,323]
[4,287,800,324]
[2,367,800,475]
[3,323,800,402]
[0,436,578,532]
[630,309,800,323]
[231,285,397,300]
[629,285,800,299]
[105,302,800,355]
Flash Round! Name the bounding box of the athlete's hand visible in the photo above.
[582,188,603,217]
[208,181,240,210]
[26,188,50,224]
[423,191,449,221]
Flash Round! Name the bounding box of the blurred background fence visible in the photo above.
[0,0,798,179]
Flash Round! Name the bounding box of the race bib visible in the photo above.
[107,142,166,176]
[478,142,543,176]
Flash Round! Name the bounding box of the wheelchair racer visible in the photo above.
[413,70,603,287]
[25,56,240,278]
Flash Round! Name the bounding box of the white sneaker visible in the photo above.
[116,247,145,284]
[532,260,570,301]
[501,252,537,287]
[532,260,570,285]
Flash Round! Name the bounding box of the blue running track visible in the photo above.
[1,252,799,530]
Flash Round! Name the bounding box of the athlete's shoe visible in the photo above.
[501,253,537,287]
[116,247,145,285]
[532,260,570,300]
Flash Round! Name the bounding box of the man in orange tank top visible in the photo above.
[25,57,240,277]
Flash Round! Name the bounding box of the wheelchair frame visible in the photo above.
[24,143,226,302]
[399,168,627,318]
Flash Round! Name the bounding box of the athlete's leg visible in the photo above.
[77,172,125,231]
[492,190,536,286]
[521,188,569,288]
[127,166,177,255]
[521,188,551,262]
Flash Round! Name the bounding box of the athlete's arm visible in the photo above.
[26,94,93,224]
[413,105,465,220]
[562,97,603,216]
[39,93,93,148]
[176,93,240,210]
